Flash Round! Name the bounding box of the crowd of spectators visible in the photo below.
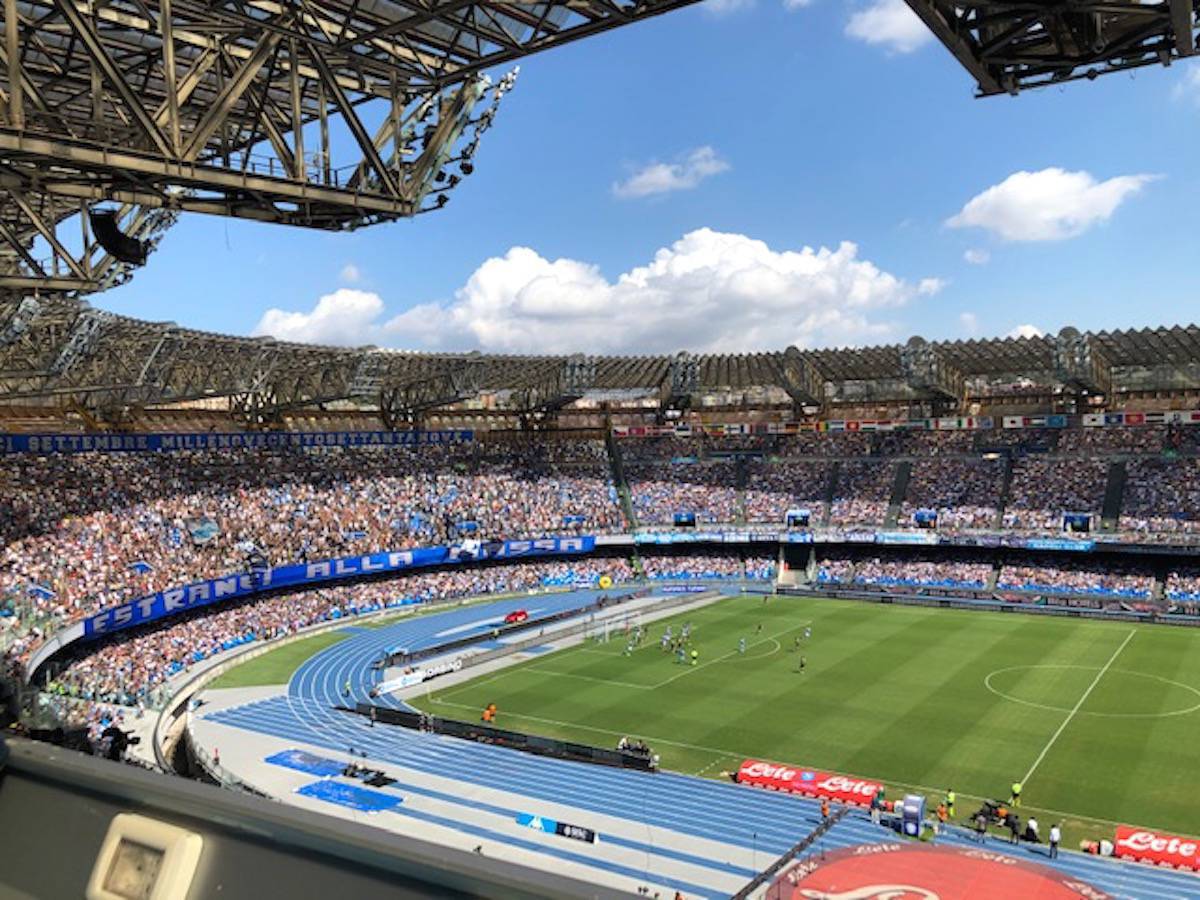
[1118,457,1200,535]
[626,461,739,524]
[1057,426,1166,456]
[1003,457,1109,531]
[871,430,976,456]
[1166,567,1200,602]
[743,461,831,523]
[997,558,1153,598]
[899,458,1003,529]
[640,552,775,581]
[815,553,991,589]
[0,441,623,640]
[829,461,895,526]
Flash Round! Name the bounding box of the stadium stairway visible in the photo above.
[883,461,912,528]
[604,430,638,529]
[820,462,840,526]
[993,454,1016,529]
[1100,460,1128,533]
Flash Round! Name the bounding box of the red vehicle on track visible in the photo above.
[504,609,529,625]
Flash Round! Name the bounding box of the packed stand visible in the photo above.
[0,441,623,640]
[40,557,634,706]
[640,551,775,581]
[1165,567,1200,602]
[1118,457,1200,536]
[1056,426,1165,456]
[743,460,831,523]
[828,460,896,526]
[626,461,740,524]
[899,458,1003,529]
[769,432,871,458]
[815,553,990,589]
[997,558,1153,598]
[871,430,976,457]
[815,555,856,584]
[1002,457,1109,531]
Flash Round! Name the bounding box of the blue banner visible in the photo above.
[1022,537,1094,552]
[82,536,594,639]
[0,429,474,455]
[875,531,940,546]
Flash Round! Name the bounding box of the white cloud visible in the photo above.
[1171,67,1200,105]
[254,288,384,346]
[783,0,813,8]
[613,147,730,199]
[960,312,979,335]
[340,263,361,284]
[704,0,754,14]
[846,0,933,54]
[1007,323,1045,340]
[253,228,943,355]
[947,168,1156,242]
[963,248,990,265]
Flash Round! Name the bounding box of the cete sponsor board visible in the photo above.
[736,758,881,807]
[1113,826,1200,871]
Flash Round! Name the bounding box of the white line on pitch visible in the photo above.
[1021,628,1136,786]
[523,667,653,690]
[648,620,811,689]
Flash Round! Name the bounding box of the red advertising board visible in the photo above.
[1113,826,1200,871]
[736,758,881,807]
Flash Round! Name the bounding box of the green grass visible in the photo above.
[207,630,349,688]
[412,593,1200,846]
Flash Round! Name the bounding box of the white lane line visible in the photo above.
[1021,629,1136,786]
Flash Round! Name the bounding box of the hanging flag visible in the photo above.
[185,516,220,546]
[129,560,154,575]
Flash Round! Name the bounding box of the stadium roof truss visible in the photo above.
[0,0,699,295]
[906,0,1199,95]
[4,297,1200,425]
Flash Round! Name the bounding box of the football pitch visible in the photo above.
[414,593,1200,843]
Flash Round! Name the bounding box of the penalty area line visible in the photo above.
[648,620,812,689]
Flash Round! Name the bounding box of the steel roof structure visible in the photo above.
[906,0,1199,96]
[0,0,697,295]
[3,296,1199,426]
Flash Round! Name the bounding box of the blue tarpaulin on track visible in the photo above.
[265,749,345,777]
[295,779,402,813]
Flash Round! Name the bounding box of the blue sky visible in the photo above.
[97,0,1200,354]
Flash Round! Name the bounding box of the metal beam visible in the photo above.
[1170,0,1197,55]
[304,43,401,198]
[51,0,173,155]
[5,0,22,128]
[183,30,283,161]
[903,0,1003,95]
